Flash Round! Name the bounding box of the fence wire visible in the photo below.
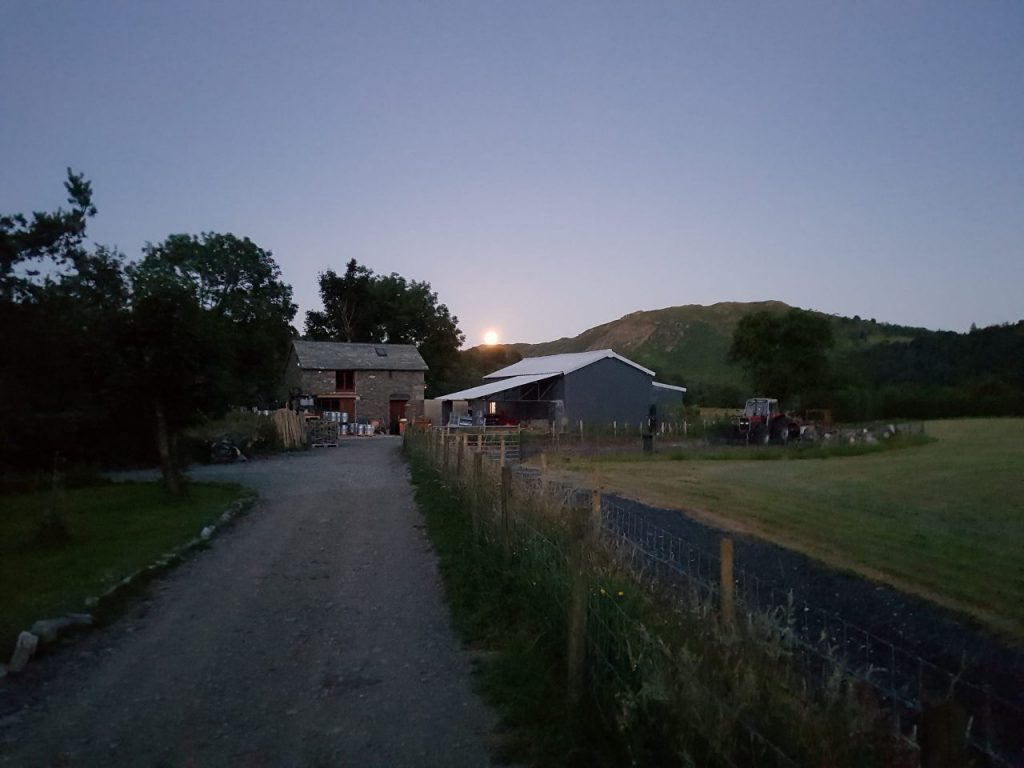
[412,429,1021,767]
[592,484,1022,767]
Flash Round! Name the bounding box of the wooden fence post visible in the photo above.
[919,698,970,768]
[442,433,450,471]
[457,433,465,478]
[500,465,511,552]
[567,483,600,710]
[472,451,483,539]
[499,435,506,466]
[720,537,735,627]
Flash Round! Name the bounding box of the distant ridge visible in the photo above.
[461,301,942,400]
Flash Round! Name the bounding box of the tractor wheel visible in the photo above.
[772,418,789,446]
[754,424,770,445]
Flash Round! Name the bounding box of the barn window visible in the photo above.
[335,370,355,390]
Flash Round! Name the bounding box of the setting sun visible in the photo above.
[483,329,499,346]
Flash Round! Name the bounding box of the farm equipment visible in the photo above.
[735,398,801,445]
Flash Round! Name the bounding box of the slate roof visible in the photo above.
[291,341,428,371]
[483,349,654,379]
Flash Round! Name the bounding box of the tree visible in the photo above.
[304,259,376,342]
[128,233,297,493]
[729,308,834,407]
[133,233,297,406]
[0,169,97,301]
[0,172,136,472]
[1,176,301,489]
[305,260,465,395]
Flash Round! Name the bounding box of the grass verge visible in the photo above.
[408,451,621,767]
[0,481,252,658]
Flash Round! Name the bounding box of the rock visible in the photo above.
[865,434,878,444]
[66,613,94,628]
[200,526,215,540]
[0,663,7,679]
[30,617,73,643]
[8,632,39,673]
[85,596,99,608]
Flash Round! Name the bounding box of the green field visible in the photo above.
[0,482,251,657]
[556,419,1024,638]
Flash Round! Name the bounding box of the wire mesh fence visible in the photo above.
[590,479,1022,767]
[408,427,1019,767]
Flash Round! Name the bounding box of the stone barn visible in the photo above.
[285,341,428,433]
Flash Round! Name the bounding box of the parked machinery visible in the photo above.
[735,398,801,445]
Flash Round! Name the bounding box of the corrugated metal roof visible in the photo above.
[292,341,428,371]
[437,373,556,401]
[484,349,654,379]
[653,381,687,392]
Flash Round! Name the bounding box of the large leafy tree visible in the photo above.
[305,259,465,395]
[129,233,297,492]
[729,308,834,407]
[132,233,297,406]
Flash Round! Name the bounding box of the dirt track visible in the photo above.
[0,438,495,767]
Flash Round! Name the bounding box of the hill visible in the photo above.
[453,302,1022,416]
[495,302,938,403]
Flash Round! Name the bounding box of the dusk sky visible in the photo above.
[3,1,1022,346]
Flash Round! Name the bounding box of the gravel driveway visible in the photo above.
[0,437,495,767]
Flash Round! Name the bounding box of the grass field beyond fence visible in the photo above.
[553,418,1024,638]
[0,481,251,657]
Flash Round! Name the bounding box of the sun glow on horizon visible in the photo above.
[483,329,499,346]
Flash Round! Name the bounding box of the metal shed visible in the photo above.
[439,349,683,429]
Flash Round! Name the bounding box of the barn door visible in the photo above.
[388,399,407,435]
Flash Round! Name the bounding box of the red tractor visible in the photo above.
[735,398,800,445]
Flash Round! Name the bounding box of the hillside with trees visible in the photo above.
[468,302,1023,420]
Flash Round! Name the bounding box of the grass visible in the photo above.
[0,481,252,657]
[551,418,1024,638]
[407,450,623,767]
[406,435,905,767]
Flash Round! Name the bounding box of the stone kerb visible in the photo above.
[1,493,257,681]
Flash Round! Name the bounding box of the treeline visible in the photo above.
[831,321,1024,420]
[729,308,1024,420]
[1,171,296,490]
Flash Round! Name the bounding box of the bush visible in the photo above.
[183,410,285,463]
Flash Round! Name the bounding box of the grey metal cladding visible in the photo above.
[292,341,429,371]
[562,356,652,425]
